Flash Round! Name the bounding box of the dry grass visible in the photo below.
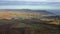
[0,11,40,19]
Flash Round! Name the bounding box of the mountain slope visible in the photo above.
[0,9,54,19]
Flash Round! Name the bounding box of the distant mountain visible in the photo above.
[47,10,60,15]
[0,9,55,19]
[0,9,54,14]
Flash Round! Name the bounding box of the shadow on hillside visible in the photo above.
[0,18,60,34]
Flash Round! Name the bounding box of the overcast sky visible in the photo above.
[0,0,60,2]
[0,0,60,10]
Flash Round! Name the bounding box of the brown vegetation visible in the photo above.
[0,18,59,34]
[0,11,40,19]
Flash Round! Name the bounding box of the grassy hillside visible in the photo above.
[0,9,53,19]
[0,18,59,34]
[0,9,59,34]
[0,11,40,18]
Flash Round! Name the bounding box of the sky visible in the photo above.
[0,0,60,2]
[0,0,60,10]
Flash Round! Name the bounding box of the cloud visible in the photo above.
[0,5,60,10]
[0,0,60,2]
[48,0,60,2]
